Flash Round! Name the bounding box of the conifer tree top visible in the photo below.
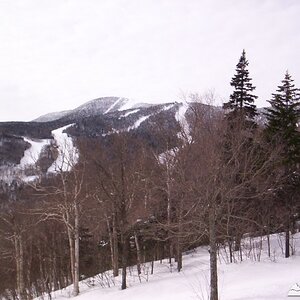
[264,71,300,165]
[223,50,257,121]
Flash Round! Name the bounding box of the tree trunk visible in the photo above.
[176,240,182,272]
[73,202,80,296]
[51,233,59,291]
[209,209,218,300]
[228,239,233,263]
[134,232,142,275]
[121,233,128,290]
[266,234,270,257]
[106,217,115,274]
[112,214,119,277]
[15,234,26,300]
[67,228,75,284]
[285,222,290,258]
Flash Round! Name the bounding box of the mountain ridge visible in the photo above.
[33,96,159,122]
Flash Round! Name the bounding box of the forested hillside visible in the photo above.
[0,51,299,300]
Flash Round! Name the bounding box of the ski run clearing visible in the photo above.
[46,233,300,300]
[48,124,78,173]
[5,124,78,182]
[19,137,50,167]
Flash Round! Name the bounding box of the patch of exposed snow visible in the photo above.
[127,104,175,131]
[19,137,50,167]
[162,103,175,111]
[33,110,70,122]
[175,102,191,143]
[118,98,138,111]
[0,137,50,183]
[119,109,140,118]
[127,115,151,131]
[158,148,178,165]
[22,175,39,183]
[104,97,124,114]
[48,124,78,173]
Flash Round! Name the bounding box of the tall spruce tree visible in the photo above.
[264,71,300,258]
[222,51,260,260]
[224,49,257,122]
[265,71,300,165]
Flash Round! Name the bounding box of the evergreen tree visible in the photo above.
[224,49,257,122]
[265,71,300,165]
[264,71,300,258]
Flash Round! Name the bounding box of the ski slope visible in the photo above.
[19,137,50,167]
[48,124,78,173]
[47,233,300,300]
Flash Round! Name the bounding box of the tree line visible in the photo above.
[0,50,299,300]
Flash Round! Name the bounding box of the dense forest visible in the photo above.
[0,50,300,300]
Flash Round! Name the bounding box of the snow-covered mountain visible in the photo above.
[33,97,155,122]
[0,95,270,186]
[0,97,187,183]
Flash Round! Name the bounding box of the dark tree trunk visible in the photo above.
[285,223,290,258]
[228,239,233,263]
[209,209,218,300]
[176,239,182,272]
[121,233,128,290]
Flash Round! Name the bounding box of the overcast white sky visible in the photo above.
[0,0,299,121]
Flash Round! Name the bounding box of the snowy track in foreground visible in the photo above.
[46,233,300,300]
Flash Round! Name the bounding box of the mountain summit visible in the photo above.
[33,97,154,122]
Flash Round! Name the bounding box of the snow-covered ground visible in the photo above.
[0,137,50,183]
[127,115,152,131]
[119,109,140,118]
[48,124,78,173]
[0,124,79,183]
[47,233,300,300]
[104,98,125,114]
[19,137,50,167]
[175,102,191,143]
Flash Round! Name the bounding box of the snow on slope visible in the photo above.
[175,102,191,143]
[33,110,70,122]
[118,98,146,111]
[48,124,78,173]
[19,137,50,167]
[0,137,50,183]
[119,109,140,118]
[104,97,125,114]
[48,233,300,300]
[127,104,175,131]
[127,115,151,131]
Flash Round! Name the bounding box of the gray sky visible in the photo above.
[1,0,300,121]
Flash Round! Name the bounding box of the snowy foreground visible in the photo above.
[47,233,300,300]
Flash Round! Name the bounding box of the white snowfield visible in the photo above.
[0,124,78,183]
[104,98,125,114]
[119,109,140,118]
[48,124,78,173]
[127,115,152,131]
[103,103,176,136]
[127,103,175,131]
[0,137,50,183]
[19,137,50,167]
[47,233,300,300]
[175,102,191,143]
